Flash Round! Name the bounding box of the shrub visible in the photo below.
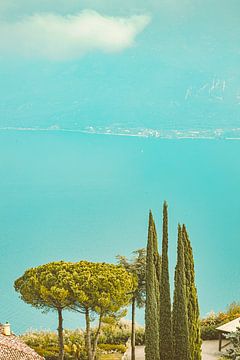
[21,330,59,348]
[224,327,240,359]
[98,327,129,345]
[98,322,145,346]
[200,303,240,340]
[21,329,86,360]
[201,324,219,340]
[135,327,145,345]
[31,347,59,360]
[21,325,140,358]
[98,344,126,353]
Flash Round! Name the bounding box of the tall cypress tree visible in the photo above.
[145,211,160,360]
[172,225,190,360]
[159,201,173,360]
[155,252,161,321]
[152,215,161,321]
[182,225,202,360]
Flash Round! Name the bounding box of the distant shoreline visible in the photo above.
[0,125,240,140]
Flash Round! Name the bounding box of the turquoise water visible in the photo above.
[2,0,240,335]
[0,130,240,333]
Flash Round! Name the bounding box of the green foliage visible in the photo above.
[116,248,146,308]
[98,324,128,345]
[14,261,73,311]
[98,321,145,345]
[134,327,145,345]
[225,327,240,359]
[99,354,122,360]
[15,261,74,359]
[68,261,136,360]
[21,330,59,348]
[15,260,135,317]
[172,225,190,360]
[64,330,87,359]
[21,329,86,360]
[145,211,160,360]
[159,201,173,360]
[70,261,136,315]
[21,325,144,359]
[227,303,240,318]
[15,261,136,360]
[31,347,59,360]
[97,344,126,353]
[201,324,219,340]
[182,225,202,360]
[201,306,240,340]
[117,248,146,360]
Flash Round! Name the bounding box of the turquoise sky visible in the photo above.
[0,0,240,333]
[1,0,240,133]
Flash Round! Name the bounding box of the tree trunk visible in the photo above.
[131,297,136,360]
[92,313,103,360]
[85,309,93,360]
[57,308,64,360]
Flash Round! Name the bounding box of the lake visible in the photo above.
[0,130,239,333]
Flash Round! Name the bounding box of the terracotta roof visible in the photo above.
[0,325,44,360]
[216,317,240,333]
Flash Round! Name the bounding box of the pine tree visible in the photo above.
[159,201,173,360]
[116,249,146,360]
[145,211,160,360]
[182,225,202,360]
[172,225,190,360]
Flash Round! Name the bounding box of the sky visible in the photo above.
[1,0,240,134]
[0,0,240,333]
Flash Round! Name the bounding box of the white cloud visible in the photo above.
[0,10,150,60]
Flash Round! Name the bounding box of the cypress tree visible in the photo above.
[159,201,173,360]
[152,215,161,320]
[145,211,160,360]
[172,225,190,360]
[155,252,161,319]
[182,225,202,360]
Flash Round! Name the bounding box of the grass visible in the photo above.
[100,354,123,360]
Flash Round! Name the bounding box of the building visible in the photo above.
[0,323,44,360]
[216,316,240,351]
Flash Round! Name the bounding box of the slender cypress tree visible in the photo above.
[152,215,161,321]
[155,252,161,320]
[172,225,190,360]
[159,201,173,360]
[145,211,160,360]
[182,225,202,360]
